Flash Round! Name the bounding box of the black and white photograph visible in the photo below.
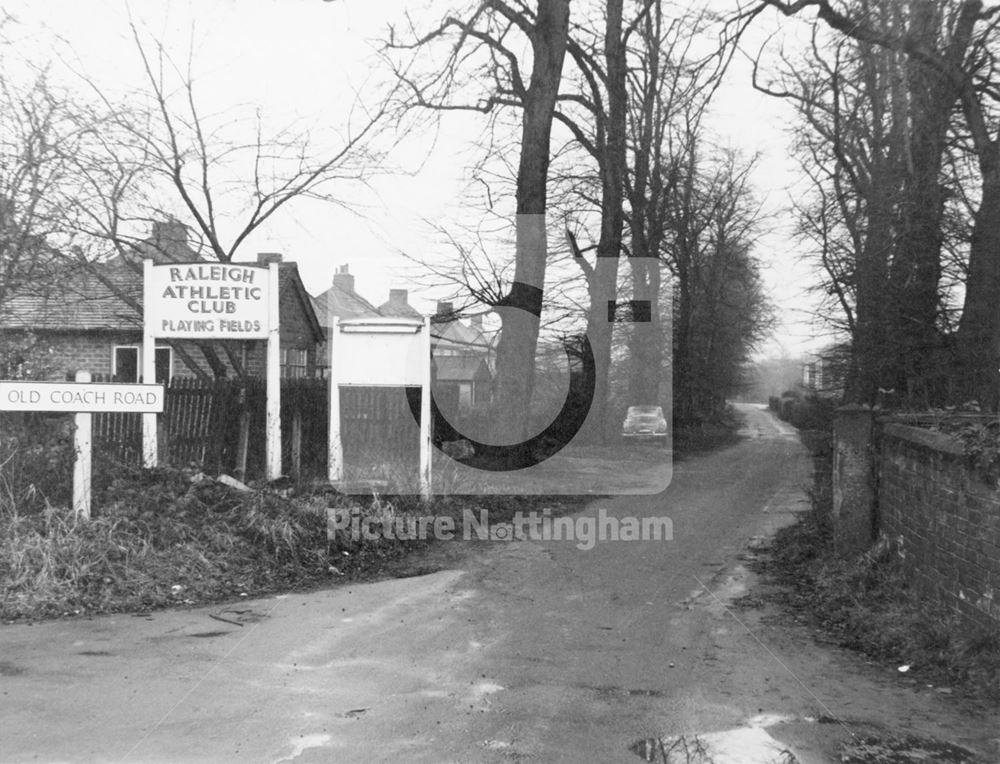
[0,1,998,761]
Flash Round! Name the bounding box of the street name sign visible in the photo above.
[0,381,164,413]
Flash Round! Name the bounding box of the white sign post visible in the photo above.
[143,259,281,480]
[328,316,432,499]
[265,263,281,480]
[0,373,165,518]
[72,371,93,518]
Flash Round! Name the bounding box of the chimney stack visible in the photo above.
[333,264,355,293]
[257,252,283,265]
[435,301,454,317]
[470,314,483,331]
[152,218,188,247]
[148,217,191,263]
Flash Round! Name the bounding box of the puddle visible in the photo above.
[0,661,26,676]
[77,650,115,656]
[632,718,984,764]
[630,728,798,763]
[841,734,980,763]
[274,733,332,762]
[188,630,231,638]
[470,681,504,699]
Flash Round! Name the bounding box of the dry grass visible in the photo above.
[0,470,334,620]
[754,433,1000,701]
[0,460,587,622]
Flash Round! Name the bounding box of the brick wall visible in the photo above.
[25,332,318,381]
[41,331,138,379]
[878,422,1000,629]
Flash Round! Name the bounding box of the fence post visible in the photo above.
[72,370,92,519]
[832,404,876,555]
[236,410,250,479]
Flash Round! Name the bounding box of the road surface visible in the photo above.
[1,404,996,762]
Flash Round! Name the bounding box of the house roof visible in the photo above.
[276,264,325,343]
[311,283,381,324]
[377,297,423,319]
[432,319,491,351]
[1,259,142,332]
[435,356,491,382]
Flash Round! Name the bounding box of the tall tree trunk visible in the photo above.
[491,0,571,459]
[957,151,1000,410]
[580,0,627,443]
[886,1,953,406]
[626,1,665,408]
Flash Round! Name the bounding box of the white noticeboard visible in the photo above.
[334,318,427,386]
[328,317,432,498]
[145,262,270,339]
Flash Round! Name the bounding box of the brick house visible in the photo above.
[0,222,324,382]
[430,301,493,412]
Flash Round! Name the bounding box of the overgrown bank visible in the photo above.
[0,461,581,623]
[754,425,1000,701]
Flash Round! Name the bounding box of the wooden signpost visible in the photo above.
[0,372,164,518]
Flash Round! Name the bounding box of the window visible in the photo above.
[113,346,139,382]
[113,345,172,384]
[281,347,308,378]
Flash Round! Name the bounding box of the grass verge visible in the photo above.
[753,428,1000,701]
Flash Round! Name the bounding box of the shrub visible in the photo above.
[0,413,75,513]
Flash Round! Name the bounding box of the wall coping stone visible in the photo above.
[881,422,965,457]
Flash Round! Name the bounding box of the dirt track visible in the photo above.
[1,405,996,762]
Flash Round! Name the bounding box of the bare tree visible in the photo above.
[1,22,397,381]
[750,0,998,409]
[663,141,772,420]
[388,1,572,461]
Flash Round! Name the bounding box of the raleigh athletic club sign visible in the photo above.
[142,258,282,479]
[146,262,270,339]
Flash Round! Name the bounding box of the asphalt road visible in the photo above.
[1,404,996,763]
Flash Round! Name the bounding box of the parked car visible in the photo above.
[622,405,668,439]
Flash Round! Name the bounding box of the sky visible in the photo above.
[3,0,825,357]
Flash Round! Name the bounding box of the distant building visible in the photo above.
[431,301,493,412]
[310,270,496,412]
[802,343,849,398]
[311,265,382,325]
